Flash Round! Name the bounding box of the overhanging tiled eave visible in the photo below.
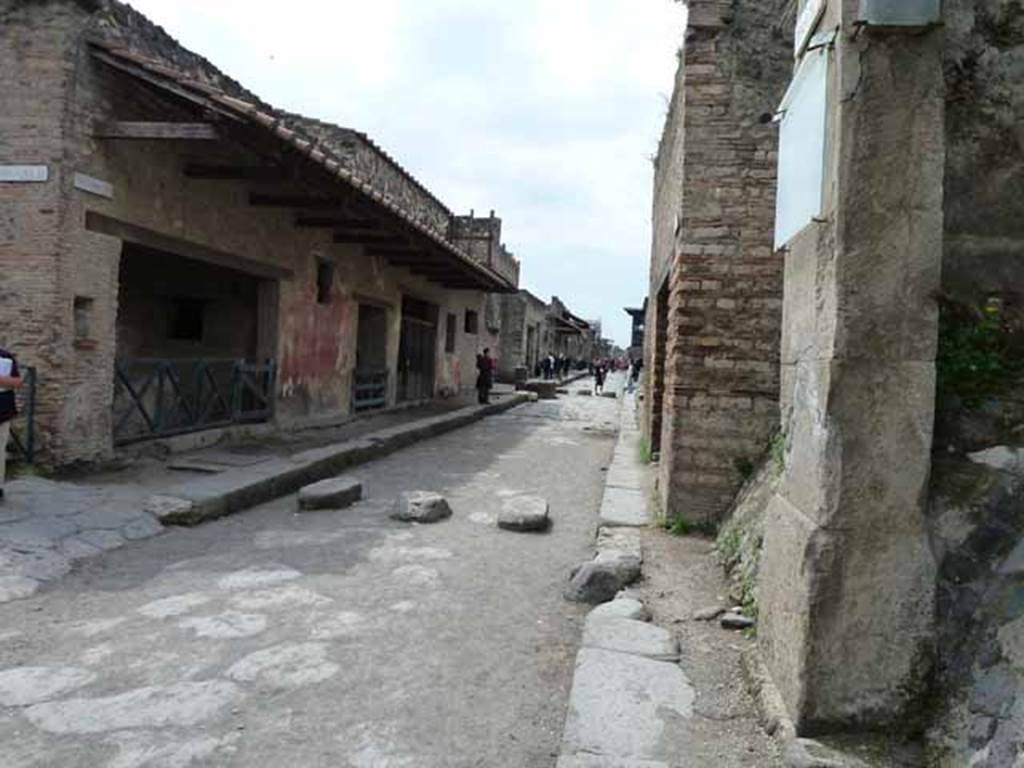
[87,41,517,293]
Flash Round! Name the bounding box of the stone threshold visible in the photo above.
[144,392,533,527]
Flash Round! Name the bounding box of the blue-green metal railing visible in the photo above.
[112,357,275,445]
[353,369,388,412]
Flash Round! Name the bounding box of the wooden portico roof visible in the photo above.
[86,36,517,293]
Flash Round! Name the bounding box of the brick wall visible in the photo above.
[651,0,793,524]
[0,1,86,464]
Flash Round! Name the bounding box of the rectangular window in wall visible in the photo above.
[464,309,479,335]
[774,44,829,249]
[168,297,204,341]
[316,259,334,304]
[445,313,457,353]
[73,296,94,340]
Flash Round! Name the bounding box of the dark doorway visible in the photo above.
[650,278,670,455]
[354,304,388,412]
[397,296,438,403]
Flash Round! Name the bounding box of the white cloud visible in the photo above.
[123,0,684,345]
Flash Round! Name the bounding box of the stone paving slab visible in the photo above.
[599,487,649,527]
[0,393,530,604]
[557,756,668,768]
[582,617,679,661]
[561,648,695,762]
[605,464,646,491]
[0,477,161,604]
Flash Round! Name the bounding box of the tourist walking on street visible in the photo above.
[594,360,606,395]
[0,347,23,502]
[476,348,495,404]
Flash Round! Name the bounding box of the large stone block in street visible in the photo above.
[297,477,363,511]
[497,495,550,532]
[390,491,453,523]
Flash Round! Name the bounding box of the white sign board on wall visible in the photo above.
[795,0,825,56]
[774,46,829,249]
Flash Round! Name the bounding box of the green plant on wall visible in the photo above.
[936,297,1024,408]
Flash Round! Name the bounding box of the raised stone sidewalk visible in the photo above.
[559,387,698,766]
[598,388,649,528]
[0,392,530,604]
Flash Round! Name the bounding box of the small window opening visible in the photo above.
[168,297,204,341]
[445,313,457,353]
[316,259,334,304]
[73,296,94,340]
[464,309,479,335]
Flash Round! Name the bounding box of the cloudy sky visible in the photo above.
[126,0,685,347]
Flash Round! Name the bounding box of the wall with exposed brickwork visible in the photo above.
[650,0,792,524]
[0,1,85,464]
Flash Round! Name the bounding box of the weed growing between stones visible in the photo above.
[638,437,653,465]
[769,431,786,478]
[665,514,716,538]
[734,456,755,481]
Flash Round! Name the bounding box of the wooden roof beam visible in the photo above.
[333,233,408,246]
[96,121,220,140]
[249,193,346,209]
[185,163,289,181]
[296,216,382,230]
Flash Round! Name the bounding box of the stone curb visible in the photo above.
[740,648,843,768]
[559,387,693,765]
[146,393,531,527]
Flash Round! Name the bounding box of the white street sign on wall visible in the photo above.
[0,165,48,183]
[73,172,114,199]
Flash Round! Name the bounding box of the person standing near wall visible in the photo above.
[476,348,495,405]
[0,348,23,502]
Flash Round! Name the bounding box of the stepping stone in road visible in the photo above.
[390,491,452,523]
[298,477,363,511]
[497,495,550,532]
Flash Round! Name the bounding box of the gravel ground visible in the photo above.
[0,385,620,768]
[637,529,784,767]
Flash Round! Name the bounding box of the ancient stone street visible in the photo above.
[0,388,623,767]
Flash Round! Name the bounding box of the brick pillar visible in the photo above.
[658,1,791,525]
[0,2,83,464]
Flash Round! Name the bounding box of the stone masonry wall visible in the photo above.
[656,0,792,525]
[642,34,686,452]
